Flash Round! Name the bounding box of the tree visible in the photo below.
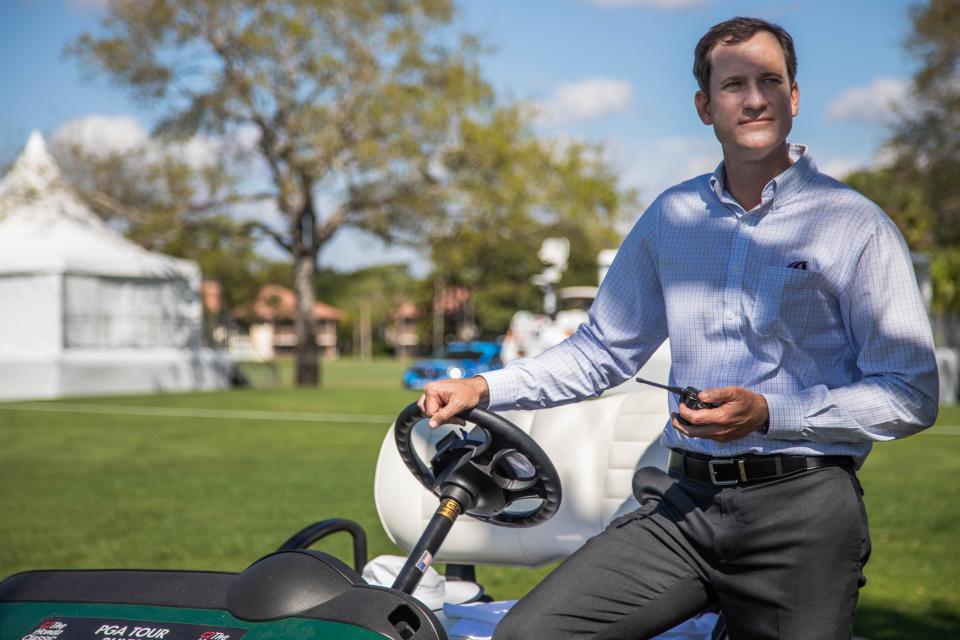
[843,0,960,319]
[844,165,934,251]
[429,106,637,334]
[891,0,960,247]
[71,0,490,385]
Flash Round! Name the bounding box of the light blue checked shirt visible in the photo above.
[481,144,939,462]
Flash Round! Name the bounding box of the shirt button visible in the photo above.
[726,311,735,321]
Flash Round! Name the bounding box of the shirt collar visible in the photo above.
[708,144,818,213]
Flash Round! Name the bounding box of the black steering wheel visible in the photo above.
[394,402,562,528]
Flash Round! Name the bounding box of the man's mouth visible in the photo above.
[740,118,774,125]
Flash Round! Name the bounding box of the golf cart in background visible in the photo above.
[402,341,503,390]
[500,240,617,364]
[500,286,596,363]
[0,342,702,639]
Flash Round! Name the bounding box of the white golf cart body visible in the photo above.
[499,287,598,365]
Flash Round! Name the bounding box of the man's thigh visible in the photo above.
[711,466,872,640]
[494,509,712,640]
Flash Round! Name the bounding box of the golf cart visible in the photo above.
[1,345,716,639]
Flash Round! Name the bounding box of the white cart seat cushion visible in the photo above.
[374,386,671,567]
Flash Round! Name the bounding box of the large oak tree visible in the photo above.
[70,0,490,385]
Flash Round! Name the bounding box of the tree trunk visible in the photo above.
[294,249,320,386]
[292,191,320,387]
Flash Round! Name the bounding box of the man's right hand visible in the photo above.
[417,376,490,428]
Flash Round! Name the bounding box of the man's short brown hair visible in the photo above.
[693,17,797,94]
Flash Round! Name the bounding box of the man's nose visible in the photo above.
[743,82,767,111]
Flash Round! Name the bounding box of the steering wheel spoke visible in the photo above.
[506,485,548,502]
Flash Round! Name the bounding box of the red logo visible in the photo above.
[38,621,66,630]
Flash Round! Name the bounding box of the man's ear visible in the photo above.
[791,81,800,117]
[695,90,712,125]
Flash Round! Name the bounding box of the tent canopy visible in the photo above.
[0,131,197,281]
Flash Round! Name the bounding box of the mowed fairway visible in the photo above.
[0,359,418,575]
[0,359,958,639]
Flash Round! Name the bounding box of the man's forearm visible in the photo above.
[763,374,939,443]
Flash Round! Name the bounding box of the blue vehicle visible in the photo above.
[403,341,502,389]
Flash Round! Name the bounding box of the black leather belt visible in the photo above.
[668,449,854,486]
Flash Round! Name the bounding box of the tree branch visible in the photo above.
[187,190,277,213]
[244,220,293,254]
[316,203,347,246]
[79,188,148,223]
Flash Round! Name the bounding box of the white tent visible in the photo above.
[0,131,230,400]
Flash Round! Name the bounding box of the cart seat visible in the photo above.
[374,351,672,567]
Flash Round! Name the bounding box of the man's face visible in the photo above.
[694,31,799,161]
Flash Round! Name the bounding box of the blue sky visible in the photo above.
[1,0,920,273]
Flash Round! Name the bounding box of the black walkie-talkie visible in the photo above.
[635,377,721,426]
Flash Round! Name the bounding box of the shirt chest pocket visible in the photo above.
[751,265,820,339]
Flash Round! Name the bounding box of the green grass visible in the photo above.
[0,358,418,574]
[0,361,957,639]
[852,404,960,639]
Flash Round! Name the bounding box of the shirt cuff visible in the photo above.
[477,369,519,411]
[762,393,806,438]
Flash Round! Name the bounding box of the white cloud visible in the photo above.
[52,114,148,157]
[539,78,633,125]
[586,0,709,9]
[825,77,911,125]
[819,157,865,180]
[52,114,219,170]
[818,146,900,180]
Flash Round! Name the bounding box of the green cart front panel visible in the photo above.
[0,602,385,640]
[0,552,445,640]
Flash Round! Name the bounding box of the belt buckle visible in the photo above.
[707,459,741,486]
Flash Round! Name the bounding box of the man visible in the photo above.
[419,17,939,639]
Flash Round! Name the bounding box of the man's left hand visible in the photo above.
[671,386,769,443]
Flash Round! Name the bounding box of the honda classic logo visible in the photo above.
[22,620,68,640]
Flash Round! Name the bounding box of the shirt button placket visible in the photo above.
[723,215,749,366]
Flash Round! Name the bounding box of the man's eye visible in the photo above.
[724,81,742,89]
[762,77,782,85]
